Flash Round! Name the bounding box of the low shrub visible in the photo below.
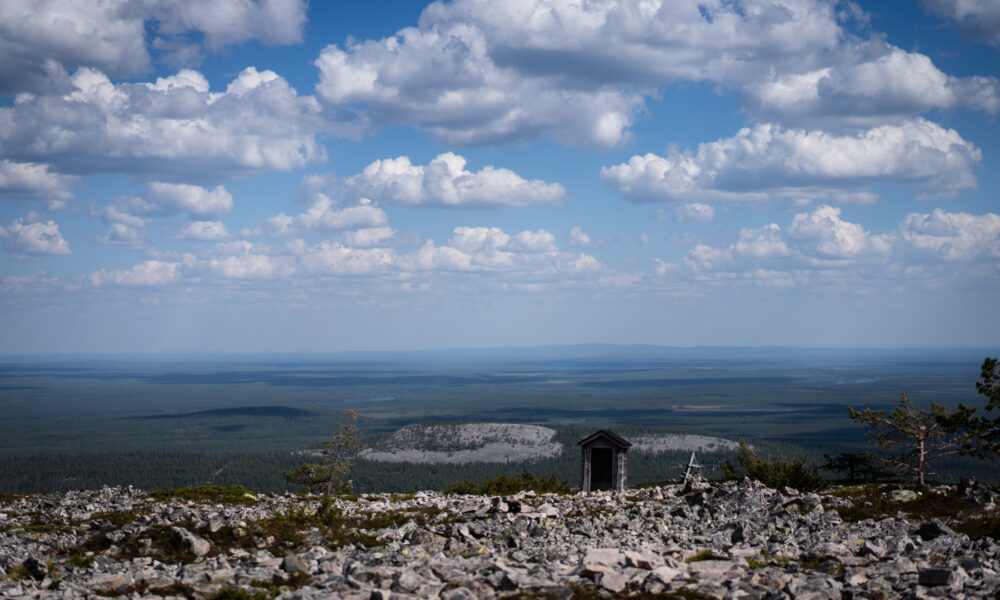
[147,485,257,504]
[443,472,572,495]
[721,443,827,492]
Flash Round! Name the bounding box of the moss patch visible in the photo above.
[147,485,259,505]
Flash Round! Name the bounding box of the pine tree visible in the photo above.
[849,394,960,486]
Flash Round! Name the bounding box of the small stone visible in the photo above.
[686,559,744,580]
[20,556,47,580]
[582,548,623,572]
[891,489,920,503]
[624,549,662,570]
[860,539,886,558]
[649,566,681,584]
[599,571,628,593]
[916,520,953,541]
[170,526,211,557]
[440,588,477,600]
[393,570,423,593]
[919,567,956,587]
[282,554,310,575]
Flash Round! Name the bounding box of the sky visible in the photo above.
[0,0,998,354]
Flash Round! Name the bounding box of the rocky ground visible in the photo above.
[2,479,1000,599]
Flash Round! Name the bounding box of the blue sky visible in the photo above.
[1,0,998,353]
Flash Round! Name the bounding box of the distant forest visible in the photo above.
[1,348,997,493]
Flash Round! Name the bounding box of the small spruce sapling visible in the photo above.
[286,410,362,495]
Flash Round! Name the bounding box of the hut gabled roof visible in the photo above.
[577,429,632,449]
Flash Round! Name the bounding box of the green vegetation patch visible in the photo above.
[211,587,271,600]
[3,564,33,581]
[721,443,827,493]
[148,485,258,505]
[684,550,721,563]
[828,484,982,523]
[955,516,1000,541]
[250,498,452,554]
[533,584,717,599]
[444,472,572,495]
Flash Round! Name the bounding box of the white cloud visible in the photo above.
[734,223,791,260]
[397,241,475,272]
[315,24,643,149]
[297,242,395,276]
[786,205,891,260]
[745,47,1000,124]
[0,160,74,210]
[675,203,716,222]
[142,0,307,51]
[511,230,558,253]
[0,0,307,93]
[177,221,231,241]
[91,182,233,244]
[146,183,233,218]
[312,0,996,146]
[601,119,980,203]
[654,205,1000,290]
[266,196,388,237]
[340,227,396,248]
[898,209,1000,261]
[344,153,565,208]
[0,215,72,258]
[568,253,602,274]
[0,67,325,179]
[89,260,180,286]
[102,222,148,245]
[569,226,597,248]
[922,0,1000,47]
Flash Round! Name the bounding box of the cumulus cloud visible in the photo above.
[398,226,598,274]
[569,226,597,248]
[177,221,231,241]
[312,0,996,146]
[144,183,233,218]
[0,214,72,258]
[265,196,388,237]
[654,205,998,288]
[297,242,395,276]
[511,230,558,253]
[89,259,181,286]
[92,182,233,244]
[898,209,1000,261]
[315,24,643,149]
[195,223,597,280]
[675,203,716,222]
[339,227,396,248]
[922,0,1000,47]
[0,67,325,179]
[601,119,980,203]
[0,0,307,93]
[786,205,892,260]
[0,160,74,210]
[745,46,1000,125]
[343,153,565,208]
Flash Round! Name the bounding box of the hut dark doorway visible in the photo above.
[577,430,632,492]
[591,448,613,491]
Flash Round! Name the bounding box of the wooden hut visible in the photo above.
[578,430,631,492]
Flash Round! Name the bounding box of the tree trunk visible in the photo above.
[917,437,926,487]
